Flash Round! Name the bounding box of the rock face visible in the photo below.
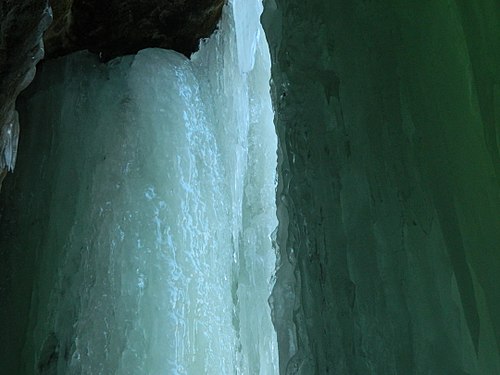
[0,0,51,187]
[44,0,225,60]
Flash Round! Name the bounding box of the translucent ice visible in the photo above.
[0,112,20,172]
[0,1,278,374]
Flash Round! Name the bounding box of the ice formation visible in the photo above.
[0,1,278,373]
[263,0,500,373]
[1,0,500,374]
[0,3,51,175]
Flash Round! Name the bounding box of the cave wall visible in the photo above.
[263,0,500,373]
[0,0,50,186]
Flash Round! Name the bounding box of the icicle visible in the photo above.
[0,111,20,172]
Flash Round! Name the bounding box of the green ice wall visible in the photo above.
[263,0,500,374]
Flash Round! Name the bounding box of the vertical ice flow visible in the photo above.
[9,0,278,374]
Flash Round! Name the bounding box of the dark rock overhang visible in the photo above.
[45,0,225,61]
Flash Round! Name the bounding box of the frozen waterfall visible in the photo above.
[0,1,278,374]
